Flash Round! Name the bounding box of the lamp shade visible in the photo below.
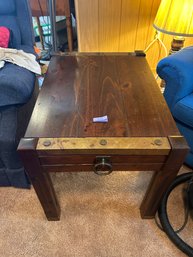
[153,0,193,37]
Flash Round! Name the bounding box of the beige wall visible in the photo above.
[75,0,193,72]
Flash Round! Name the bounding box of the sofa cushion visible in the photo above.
[0,27,10,48]
[173,94,193,128]
[0,62,35,107]
[0,0,15,15]
[17,44,36,55]
[0,16,21,47]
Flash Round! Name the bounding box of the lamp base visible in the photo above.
[169,36,185,54]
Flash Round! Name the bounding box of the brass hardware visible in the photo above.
[94,156,112,175]
[99,139,107,146]
[43,140,51,147]
[37,137,171,155]
[154,139,162,146]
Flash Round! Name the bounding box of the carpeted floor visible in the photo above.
[0,166,192,257]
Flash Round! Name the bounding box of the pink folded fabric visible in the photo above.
[0,27,10,48]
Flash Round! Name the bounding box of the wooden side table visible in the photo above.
[18,54,189,220]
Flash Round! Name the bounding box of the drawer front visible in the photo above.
[37,137,170,173]
[42,163,164,172]
[39,154,167,165]
[39,154,166,173]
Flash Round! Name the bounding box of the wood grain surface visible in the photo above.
[75,0,99,52]
[75,0,193,72]
[25,54,179,139]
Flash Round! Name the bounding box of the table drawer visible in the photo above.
[39,154,167,165]
[39,154,166,173]
[36,137,170,173]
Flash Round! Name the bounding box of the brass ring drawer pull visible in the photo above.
[93,157,113,175]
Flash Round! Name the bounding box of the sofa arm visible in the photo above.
[157,46,193,111]
[17,44,36,55]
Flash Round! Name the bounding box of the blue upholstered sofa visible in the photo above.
[0,0,38,188]
[157,47,193,168]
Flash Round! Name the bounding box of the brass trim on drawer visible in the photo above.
[37,137,171,155]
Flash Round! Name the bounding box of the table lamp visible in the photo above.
[153,0,193,54]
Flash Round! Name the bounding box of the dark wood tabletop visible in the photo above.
[26,54,179,138]
[19,53,189,221]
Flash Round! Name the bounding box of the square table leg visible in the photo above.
[18,136,188,221]
[140,136,189,218]
[18,138,61,221]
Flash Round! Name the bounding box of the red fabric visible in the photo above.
[0,27,10,48]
